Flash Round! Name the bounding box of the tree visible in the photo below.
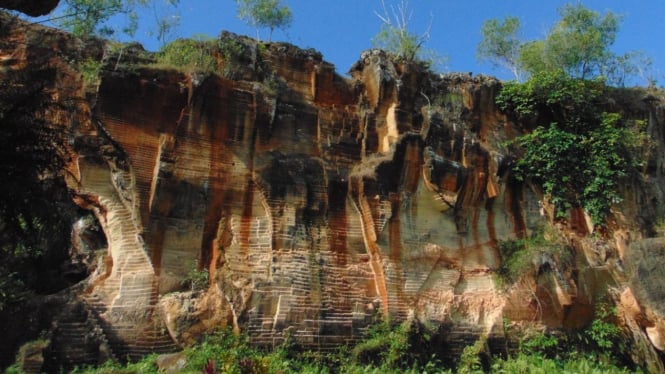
[235,0,293,41]
[515,3,621,80]
[57,0,179,38]
[151,0,181,47]
[540,3,619,79]
[517,41,547,78]
[477,3,643,85]
[477,16,523,81]
[372,0,432,62]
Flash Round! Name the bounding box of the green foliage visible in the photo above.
[496,238,530,284]
[58,0,179,38]
[477,16,523,80]
[150,2,181,47]
[497,70,605,121]
[64,322,638,374]
[0,271,29,311]
[520,331,560,357]
[496,225,570,285]
[235,0,293,41]
[514,125,580,217]
[584,303,623,351]
[0,57,76,312]
[180,262,209,291]
[79,58,104,87]
[491,320,632,373]
[603,51,656,87]
[156,35,217,73]
[372,0,443,68]
[540,3,619,79]
[499,72,641,224]
[491,352,636,374]
[478,3,647,85]
[218,36,249,79]
[351,320,412,370]
[71,354,159,373]
[457,336,487,374]
[58,0,126,37]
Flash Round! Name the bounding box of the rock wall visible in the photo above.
[76,47,533,353]
[4,14,665,370]
[64,46,545,366]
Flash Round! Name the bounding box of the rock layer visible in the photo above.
[3,15,665,370]
[75,47,537,355]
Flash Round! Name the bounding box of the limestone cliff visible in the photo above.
[3,13,665,372]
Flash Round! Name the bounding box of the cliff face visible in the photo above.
[78,48,528,354]
[4,15,665,371]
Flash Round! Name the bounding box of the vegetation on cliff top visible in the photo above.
[234,0,292,42]
[498,71,646,225]
[481,4,650,226]
[477,3,653,85]
[56,0,180,38]
[371,0,442,68]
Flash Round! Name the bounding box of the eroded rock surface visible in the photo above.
[73,47,534,354]
[4,14,665,371]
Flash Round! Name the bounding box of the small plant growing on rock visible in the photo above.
[519,330,560,357]
[496,224,572,286]
[79,58,103,88]
[584,302,623,352]
[180,262,209,291]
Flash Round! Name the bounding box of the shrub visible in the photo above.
[79,58,104,87]
[218,36,249,79]
[499,72,642,225]
[583,303,623,352]
[351,320,412,369]
[180,265,209,291]
[519,331,560,357]
[457,335,487,374]
[496,224,571,285]
[157,36,217,73]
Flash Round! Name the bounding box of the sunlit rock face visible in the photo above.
[5,14,665,370]
[77,46,537,354]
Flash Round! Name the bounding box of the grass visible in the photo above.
[61,318,639,374]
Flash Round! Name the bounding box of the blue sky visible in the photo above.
[37,1,665,83]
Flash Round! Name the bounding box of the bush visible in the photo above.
[496,224,571,285]
[63,323,639,374]
[180,265,209,291]
[583,303,623,352]
[79,58,104,87]
[351,320,412,370]
[218,36,249,79]
[457,335,487,374]
[157,36,217,73]
[519,331,560,357]
[499,72,642,225]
